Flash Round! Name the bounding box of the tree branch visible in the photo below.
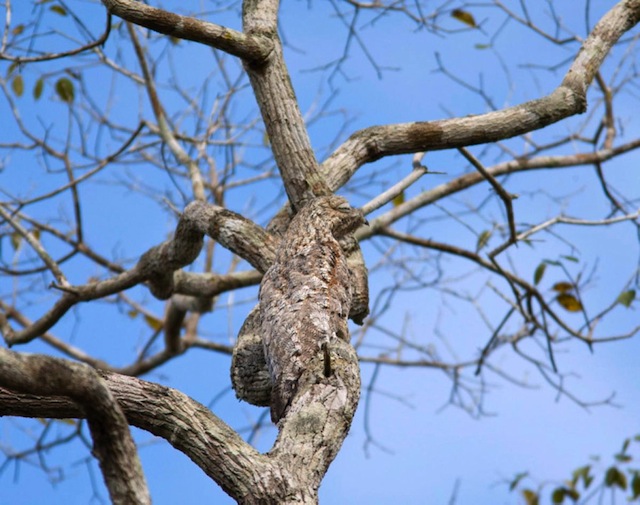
[322,0,640,186]
[100,0,272,62]
[0,367,270,503]
[0,350,150,505]
[1,202,276,346]
[243,0,331,210]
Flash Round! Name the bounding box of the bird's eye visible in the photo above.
[337,203,351,212]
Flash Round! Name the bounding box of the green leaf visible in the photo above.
[622,438,631,454]
[474,43,492,50]
[572,465,592,489]
[509,472,528,491]
[55,77,74,103]
[476,229,492,251]
[451,8,476,28]
[144,315,163,331]
[631,471,640,499]
[49,4,67,15]
[521,489,539,505]
[533,262,546,285]
[604,466,616,486]
[10,232,22,251]
[12,24,25,36]
[565,488,579,501]
[552,282,573,293]
[11,74,24,97]
[551,487,565,504]
[556,293,583,312]
[392,192,405,207]
[33,77,44,100]
[6,61,18,77]
[562,255,579,263]
[617,289,636,308]
[604,466,627,490]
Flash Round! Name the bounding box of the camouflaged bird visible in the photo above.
[259,195,366,423]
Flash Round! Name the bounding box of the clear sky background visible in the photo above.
[1,1,639,504]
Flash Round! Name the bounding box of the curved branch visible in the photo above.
[100,0,272,62]
[358,139,640,238]
[0,367,269,503]
[322,0,640,185]
[1,202,276,346]
[0,12,112,63]
[0,350,150,505]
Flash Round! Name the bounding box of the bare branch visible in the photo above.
[0,369,270,503]
[361,160,428,215]
[0,11,112,63]
[0,204,69,287]
[323,0,640,183]
[127,23,206,202]
[0,350,150,505]
[1,202,275,345]
[457,147,517,255]
[100,0,273,62]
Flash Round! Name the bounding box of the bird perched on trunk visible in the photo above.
[259,195,367,423]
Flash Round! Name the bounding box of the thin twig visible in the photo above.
[0,205,69,287]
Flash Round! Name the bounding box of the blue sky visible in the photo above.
[1,1,639,504]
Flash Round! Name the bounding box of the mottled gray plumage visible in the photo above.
[230,305,271,407]
[259,195,366,423]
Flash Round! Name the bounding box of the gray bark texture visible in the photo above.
[1,1,640,504]
[258,196,367,423]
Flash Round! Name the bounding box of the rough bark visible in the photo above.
[0,355,359,504]
[242,0,330,210]
[2,1,639,504]
[101,0,273,62]
[321,0,640,190]
[2,202,276,346]
[0,351,150,505]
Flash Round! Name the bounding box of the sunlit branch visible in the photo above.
[517,209,640,243]
[0,370,269,500]
[356,139,640,240]
[0,204,69,287]
[127,23,206,202]
[361,160,428,215]
[100,0,272,62]
[1,203,275,346]
[323,0,640,184]
[0,350,151,504]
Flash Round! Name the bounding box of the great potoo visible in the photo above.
[259,195,367,423]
